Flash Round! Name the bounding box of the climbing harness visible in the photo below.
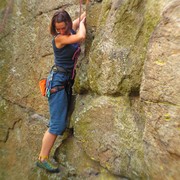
[46,66,70,98]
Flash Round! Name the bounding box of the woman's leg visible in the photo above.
[36,129,60,173]
[39,129,57,161]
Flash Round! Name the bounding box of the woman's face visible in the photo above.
[55,22,67,35]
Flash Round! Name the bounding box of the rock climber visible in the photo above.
[36,9,86,173]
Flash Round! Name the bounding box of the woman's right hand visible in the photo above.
[80,16,86,24]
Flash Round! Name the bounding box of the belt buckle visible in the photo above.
[52,66,58,72]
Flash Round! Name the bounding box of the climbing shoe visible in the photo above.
[36,159,60,173]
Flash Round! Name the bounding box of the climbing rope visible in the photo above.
[0,0,13,33]
[79,0,89,24]
[79,0,82,25]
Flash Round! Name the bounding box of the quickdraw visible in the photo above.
[46,71,54,98]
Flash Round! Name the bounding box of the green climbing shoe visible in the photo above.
[36,159,60,173]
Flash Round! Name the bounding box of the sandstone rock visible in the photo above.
[72,95,146,179]
[0,0,180,179]
[140,0,180,105]
[140,1,180,179]
[0,98,48,179]
[55,136,123,179]
[76,0,166,95]
[142,102,180,179]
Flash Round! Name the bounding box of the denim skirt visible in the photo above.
[48,72,71,135]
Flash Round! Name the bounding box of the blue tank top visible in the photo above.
[52,30,79,69]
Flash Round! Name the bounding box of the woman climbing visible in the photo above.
[36,9,86,173]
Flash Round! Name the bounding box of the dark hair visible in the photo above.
[50,9,72,36]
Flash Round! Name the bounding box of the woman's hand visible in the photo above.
[81,12,86,19]
[80,16,86,24]
[73,11,86,31]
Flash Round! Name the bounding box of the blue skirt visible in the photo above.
[48,72,71,135]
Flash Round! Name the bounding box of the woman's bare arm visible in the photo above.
[73,12,86,31]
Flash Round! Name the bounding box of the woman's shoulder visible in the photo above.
[53,34,61,43]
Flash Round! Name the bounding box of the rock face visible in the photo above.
[0,0,179,179]
[140,1,180,178]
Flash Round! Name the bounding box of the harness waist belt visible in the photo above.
[52,65,72,74]
[50,85,65,95]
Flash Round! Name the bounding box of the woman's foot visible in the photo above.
[36,158,60,173]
